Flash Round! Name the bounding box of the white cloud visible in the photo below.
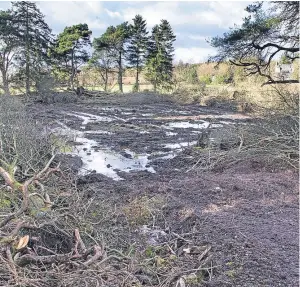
[174,47,217,64]
[118,1,251,29]
[188,35,208,41]
[121,2,181,28]
[38,2,105,31]
[105,8,122,19]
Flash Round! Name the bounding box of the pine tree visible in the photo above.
[11,1,53,96]
[94,23,131,92]
[0,9,19,95]
[55,24,92,90]
[127,15,148,91]
[145,20,176,91]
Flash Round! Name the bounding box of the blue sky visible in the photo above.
[1,1,252,63]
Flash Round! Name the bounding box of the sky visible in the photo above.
[0,1,253,63]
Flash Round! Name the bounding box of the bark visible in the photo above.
[70,49,75,90]
[25,4,30,97]
[118,51,123,93]
[136,61,139,92]
[0,67,10,96]
[104,68,108,92]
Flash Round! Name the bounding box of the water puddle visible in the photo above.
[84,130,113,135]
[166,132,178,136]
[141,113,155,117]
[164,121,210,129]
[54,108,226,181]
[73,137,155,180]
[65,112,114,128]
[54,119,156,180]
[164,141,197,149]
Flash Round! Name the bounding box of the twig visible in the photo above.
[83,246,103,266]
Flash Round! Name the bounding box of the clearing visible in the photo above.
[26,92,299,286]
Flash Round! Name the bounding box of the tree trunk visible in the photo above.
[118,51,123,93]
[3,79,10,96]
[70,49,75,90]
[104,68,108,92]
[136,61,139,92]
[0,67,10,96]
[25,5,30,97]
[153,81,157,93]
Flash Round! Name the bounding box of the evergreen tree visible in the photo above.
[90,37,115,92]
[127,15,148,91]
[0,9,19,95]
[145,20,176,91]
[11,1,53,96]
[55,24,92,90]
[209,2,299,85]
[94,23,131,92]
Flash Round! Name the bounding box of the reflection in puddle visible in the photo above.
[166,132,178,136]
[84,130,113,135]
[164,121,210,129]
[73,137,155,180]
[164,141,197,149]
[66,112,114,125]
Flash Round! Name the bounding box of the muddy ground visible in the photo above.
[26,93,299,286]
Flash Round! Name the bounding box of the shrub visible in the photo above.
[132,82,139,92]
[199,74,212,85]
[0,95,53,176]
[172,83,207,104]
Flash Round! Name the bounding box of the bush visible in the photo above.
[199,74,212,85]
[213,74,233,84]
[0,95,53,176]
[132,83,139,92]
[172,83,207,104]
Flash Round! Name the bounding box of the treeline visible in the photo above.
[0,1,176,96]
[174,57,299,87]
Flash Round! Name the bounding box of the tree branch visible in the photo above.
[252,42,299,53]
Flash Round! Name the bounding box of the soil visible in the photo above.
[26,92,299,286]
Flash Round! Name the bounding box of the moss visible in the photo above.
[225,269,237,278]
[0,198,11,208]
[50,135,73,153]
[123,195,165,226]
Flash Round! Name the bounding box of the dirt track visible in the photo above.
[27,93,299,286]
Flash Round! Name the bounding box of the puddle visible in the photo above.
[211,123,223,128]
[141,113,155,117]
[164,121,210,129]
[164,141,197,149]
[166,132,178,136]
[72,137,155,180]
[54,118,157,180]
[53,107,230,181]
[84,130,113,135]
[65,112,114,127]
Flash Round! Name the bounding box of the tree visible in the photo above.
[0,9,19,95]
[11,1,53,96]
[145,20,176,91]
[127,15,148,91]
[89,42,115,92]
[95,23,131,93]
[55,24,92,90]
[209,1,299,85]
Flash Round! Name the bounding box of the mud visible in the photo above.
[26,93,299,286]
